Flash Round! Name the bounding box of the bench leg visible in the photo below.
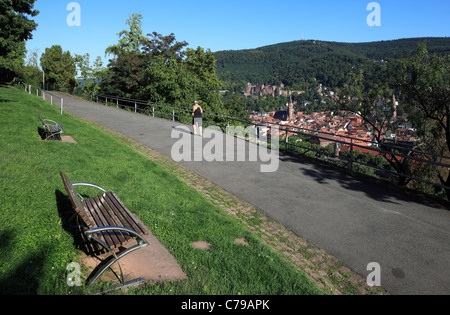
[85,235,149,290]
[44,132,61,141]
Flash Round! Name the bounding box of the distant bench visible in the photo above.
[39,114,63,141]
[60,171,150,290]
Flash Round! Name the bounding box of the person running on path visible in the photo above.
[192,100,203,136]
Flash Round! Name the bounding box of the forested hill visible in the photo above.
[214,37,450,91]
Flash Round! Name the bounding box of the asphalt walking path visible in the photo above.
[52,93,450,295]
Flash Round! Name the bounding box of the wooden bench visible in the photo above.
[39,114,63,140]
[60,171,150,290]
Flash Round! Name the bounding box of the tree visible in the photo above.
[0,0,39,81]
[339,70,411,185]
[74,53,105,96]
[21,48,43,85]
[105,13,148,58]
[183,47,222,112]
[396,42,450,197]
[100,50,147,97]
[142,32,188,61]
[222,93,248,120]
[40,45,76,91]
[100,14,227,125]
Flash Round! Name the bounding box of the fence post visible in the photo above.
[116,97,119,108]
[135,102,137,113]
[152,105,154,117]
[350,139,354,174]
[172,107,175,121]
[285,128,289,153]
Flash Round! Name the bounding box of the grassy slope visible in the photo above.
[0,85,320,295]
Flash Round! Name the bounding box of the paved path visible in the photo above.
[52,93,450,295]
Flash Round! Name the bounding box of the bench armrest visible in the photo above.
[72,182,108,193]
[86,226,149,246]
[43,119,59,125]
[72,183,108,200]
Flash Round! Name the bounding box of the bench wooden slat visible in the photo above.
[60,171,151,288]
[91,196,131,246]
[102,193,146,236]
[105,192,149,236]
[82,198,117,249]
[95,196,135,244]
[61,171,149,251]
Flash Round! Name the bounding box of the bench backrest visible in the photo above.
[38,114,47,127]
[60,171,94,229]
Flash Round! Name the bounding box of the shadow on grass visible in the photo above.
[55,189,105,257]
[0,230,45,294]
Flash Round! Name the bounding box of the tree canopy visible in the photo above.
[0,0,39,81]
[214,38,450,92]
[105,13,148,57]
[99,13,230,120]
[40,45,77,91]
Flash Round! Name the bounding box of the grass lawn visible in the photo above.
[0,85,321,295]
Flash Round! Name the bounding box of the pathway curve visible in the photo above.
[49,93,450,295]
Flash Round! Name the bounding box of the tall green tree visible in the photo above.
[21,48,43,85]
[100,14,226,123]
[142,32,188,61]
[339,70,412,185]
[105,13,148,57]
[0,0,39,81]
[40,45,76,91]
[74,53,105,96]
[396,42,450,197]
[184,47,222,112]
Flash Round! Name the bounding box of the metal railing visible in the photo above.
[89,93,450,194]
[21,82,64,115]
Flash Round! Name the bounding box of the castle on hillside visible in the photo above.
[243,82,303,98]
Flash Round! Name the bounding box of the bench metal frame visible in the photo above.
[39,115,64,141]
[60,172,150,291]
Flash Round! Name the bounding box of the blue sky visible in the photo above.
[26,0,449,66]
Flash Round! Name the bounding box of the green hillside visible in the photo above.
[214,37,450,90]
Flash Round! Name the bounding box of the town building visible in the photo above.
[243,82,304,98]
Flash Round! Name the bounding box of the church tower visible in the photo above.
[393,95,398,119]
[288,96,294,122]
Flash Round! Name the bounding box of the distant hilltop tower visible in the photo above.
[289,96,294,122]
[393,95,398,119]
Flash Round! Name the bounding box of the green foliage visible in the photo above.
[0,0,39,81]
[105,13,149,57]
[100,15,230,122]
[74,53,105,96]
[19,48,43,86]
[142,32,189,60]
[40,45,77,91]
[215,37,450,91]
[396,42,450,195]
